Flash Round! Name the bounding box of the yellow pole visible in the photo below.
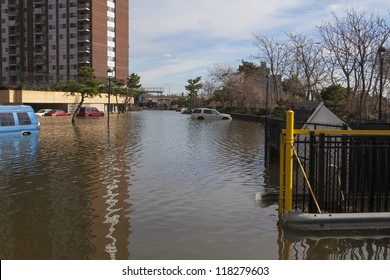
[278,134,285,220]
[284,110,294,213]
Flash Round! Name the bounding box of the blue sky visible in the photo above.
[129,0,389,94]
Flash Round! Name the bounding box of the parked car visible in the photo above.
[43,110,70,116]
[35,109,53,116]
[77,107,104,117]
[181,108,192,114]
[191,108,232,120]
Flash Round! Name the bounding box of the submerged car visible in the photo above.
[43,110,70,116]
[35,109,53,116]
[181,108,192,114]
[77,107,104,117]
[191,108,232,120]
[0,105,40,135]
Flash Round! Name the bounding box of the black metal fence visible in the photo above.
[265,117,344,164]
[293,133,390,213]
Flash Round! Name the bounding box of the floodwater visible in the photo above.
[0,110,389,260]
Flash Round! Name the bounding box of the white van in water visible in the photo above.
[0,105,41,135]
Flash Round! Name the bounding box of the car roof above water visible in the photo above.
[0,105,35,112]
[0,105,40,135]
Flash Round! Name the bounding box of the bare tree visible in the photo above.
[208,64,237,107]
[252,34,290,103]
[317,7,390,119]
[208,64,236,87]
[287,33,326,101]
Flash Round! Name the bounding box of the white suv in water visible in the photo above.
[191,108,232,120]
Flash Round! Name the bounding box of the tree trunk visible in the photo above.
[71,94,85,124]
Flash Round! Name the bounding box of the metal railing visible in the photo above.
[279,111,390,219]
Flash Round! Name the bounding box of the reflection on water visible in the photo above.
[279,230,390,259]
[0,111,389,259]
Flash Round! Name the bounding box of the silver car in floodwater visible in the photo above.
[191,108,232,120]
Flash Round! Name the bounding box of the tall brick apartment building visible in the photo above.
[0,0,129,88]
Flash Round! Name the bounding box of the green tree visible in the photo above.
[237,60,259,74]
[126,73,142,108]
[320,84,348,117]
[185,77,202,107]
[53,66,101,124]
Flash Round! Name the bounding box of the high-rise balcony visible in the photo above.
[77,22,90,31]
[78,1,90,11]
[9,57,20,66]
[8,19,20,26]
[8,0,19,8]
[34,65,45,73]
[78,53,90,64]
[9,39,20,47]
[34,46,47,55]
[34,7,46,14]
[35,15,46,24]
[78,13,90,21]
[9,46,20,56]
[35,34,46,44]
[34,58,46,65]
[8,26,20,34]
[34,27,46,34]
[78,45,91,52]
[77,34,90,42]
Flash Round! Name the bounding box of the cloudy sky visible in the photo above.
[129,0,389,94]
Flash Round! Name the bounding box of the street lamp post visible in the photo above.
[107,68,113,122]
[265,75,270,116]
[264,75,270,165]
[378,46,387,120]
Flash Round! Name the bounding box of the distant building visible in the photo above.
[0,0,129,88]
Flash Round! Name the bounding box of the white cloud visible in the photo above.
[130,0,389,93]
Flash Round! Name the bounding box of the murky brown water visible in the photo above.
[0,111,389,259]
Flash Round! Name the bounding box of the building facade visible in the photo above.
[0,0,129,88]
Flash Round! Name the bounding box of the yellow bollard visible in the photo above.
[284,110,294,213]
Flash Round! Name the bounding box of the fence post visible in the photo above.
[285,110,294,213]
[308,131,316,212]
[279,133,285,220]
[318,133,325,210]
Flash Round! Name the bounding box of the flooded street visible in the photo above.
[0,110,389,259]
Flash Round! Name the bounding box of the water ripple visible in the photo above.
[1,112,387,260]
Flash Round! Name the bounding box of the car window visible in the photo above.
[0,113,15,126]
[204,109,212,114]
[211,110,219,115]
[193,109,201,114]
[17,112,32,125]
[92,108,98,112]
